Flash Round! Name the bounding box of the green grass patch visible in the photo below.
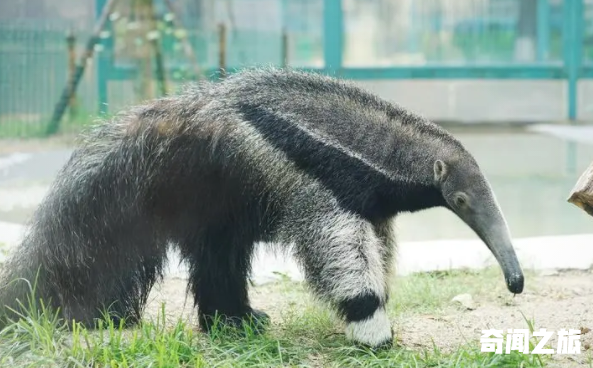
[0,112,98,139]
[0,120,50,139]
[389,267,531,316]
[0,268,549,367]
[0,243,7,260]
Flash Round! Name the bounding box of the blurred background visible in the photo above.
[1,0,593,248]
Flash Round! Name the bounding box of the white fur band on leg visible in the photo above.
[344,307,392,347]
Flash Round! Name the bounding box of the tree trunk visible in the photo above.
[514,0,537,62]
[134,0,157,100]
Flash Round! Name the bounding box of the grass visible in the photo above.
[389,267,511,315]
[0,243,7,261]
[0,268,553,367]
[0,111,98,140]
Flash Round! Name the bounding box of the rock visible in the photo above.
[451,293,476,310]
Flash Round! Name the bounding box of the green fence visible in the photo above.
[0,0,592,138]
[0,20,95,137]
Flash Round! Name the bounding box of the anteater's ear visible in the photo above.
[434,160,448,184]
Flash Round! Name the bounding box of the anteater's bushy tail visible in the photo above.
[0,97,193,329]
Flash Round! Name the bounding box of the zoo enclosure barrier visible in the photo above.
[0,0,592,138]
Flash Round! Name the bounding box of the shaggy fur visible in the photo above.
[0,68,523,348]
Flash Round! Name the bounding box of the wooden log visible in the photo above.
[568,161,593,216]
[281,27,289,68]
[46,0,118,135]
[218,23,227,79]
[150,34,168,97]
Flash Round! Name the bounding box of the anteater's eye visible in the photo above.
[454,193,468,208]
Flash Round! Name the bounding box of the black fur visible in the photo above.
[237,102,445,222]
[337,293,381,322]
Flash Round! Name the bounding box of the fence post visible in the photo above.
[66,29,78,121]
[407,0,418,54]
[323,0,343,75]
[95,0,111,115]
[563,0,584,122]
[536,0,550,61]
[280,0,289,67]
[150,33,168,97]
[281,27,289,68]
[218,23,227,79]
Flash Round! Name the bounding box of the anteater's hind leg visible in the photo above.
[176,225,269,334]
[53,219,169,329]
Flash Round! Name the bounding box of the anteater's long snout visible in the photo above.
[454,195,524,294]
[493,238,524,294]
[472,212,524,294]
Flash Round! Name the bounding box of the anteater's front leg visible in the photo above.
[283,203,394,349]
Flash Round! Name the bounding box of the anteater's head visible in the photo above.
[433,156,524,294]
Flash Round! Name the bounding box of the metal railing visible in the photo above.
[0,0,592,138]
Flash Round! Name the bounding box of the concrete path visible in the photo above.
[527,124,593,144]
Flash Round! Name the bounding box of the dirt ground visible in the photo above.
[143,269,593,368]
[392,271,593,368]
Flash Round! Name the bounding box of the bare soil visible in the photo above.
[143,270,593,368]
[393,271,593,368]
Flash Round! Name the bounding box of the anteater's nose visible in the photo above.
[506,273,524,294]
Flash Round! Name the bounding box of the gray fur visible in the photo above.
[0,67,523,349]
